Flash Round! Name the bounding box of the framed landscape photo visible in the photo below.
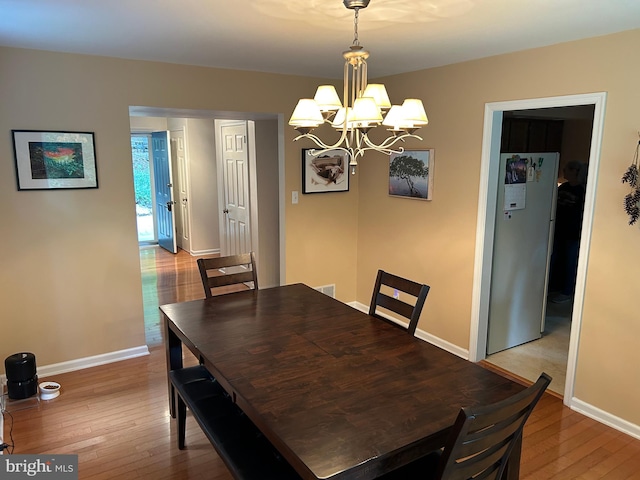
[302,148,349,194]
[12,130,98,190]
[389,148,434,200]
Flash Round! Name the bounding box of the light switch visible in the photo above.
[292,191,299,204]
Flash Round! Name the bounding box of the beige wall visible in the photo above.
[357,29,640,426]
[2,28,640,432]
[254,119,281,288]
[0,46,353,369]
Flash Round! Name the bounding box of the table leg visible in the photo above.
[164,312,183,418]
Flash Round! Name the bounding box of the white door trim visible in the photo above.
[469,92,607,406]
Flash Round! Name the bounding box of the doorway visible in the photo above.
[131,133,157,244]
[129,106,283,291]
[484,107,594,395]
[469,93,606,405]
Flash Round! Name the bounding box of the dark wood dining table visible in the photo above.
[162,283,525,480]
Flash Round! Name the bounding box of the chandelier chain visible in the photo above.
[353,8,360,46]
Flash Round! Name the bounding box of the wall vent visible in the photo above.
[314,284,335,298]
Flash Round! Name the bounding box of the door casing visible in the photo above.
[469,92,607,405]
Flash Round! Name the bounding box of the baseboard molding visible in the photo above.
[189,248,220,256]
[350,302,469,359]
[0,346,150,383]
[570,397,640,441]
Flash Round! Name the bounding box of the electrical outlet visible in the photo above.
[292,191,299,204]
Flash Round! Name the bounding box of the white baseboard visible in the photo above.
[570,397,640,441]
[189,248,220,256]
[349,302,469,359]
[0,346,149,383]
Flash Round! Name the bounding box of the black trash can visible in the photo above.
[5,352,38,400]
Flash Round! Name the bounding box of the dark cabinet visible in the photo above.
[501,117,563,153]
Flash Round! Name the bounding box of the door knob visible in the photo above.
[166,201,174,212]
[223,209,229,214]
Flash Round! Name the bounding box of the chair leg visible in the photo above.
[177,393,187,449]
[170,384,176,419]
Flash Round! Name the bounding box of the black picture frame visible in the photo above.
[12,130,98,190]
[302,148,349,194]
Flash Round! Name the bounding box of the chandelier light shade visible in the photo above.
[289,0,428,174]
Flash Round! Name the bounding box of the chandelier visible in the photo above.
[289,0,428,174]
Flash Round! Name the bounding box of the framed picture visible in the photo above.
[389,149,434,200]
[12,130,98,190]
[302,148,349,194]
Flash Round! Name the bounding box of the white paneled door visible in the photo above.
[170,129,190,252]
[221,122,251,256]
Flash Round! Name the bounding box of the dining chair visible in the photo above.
[169,253,258,423]
[369,269,430,335]
[380,372,552,480]
[197,252,258,298]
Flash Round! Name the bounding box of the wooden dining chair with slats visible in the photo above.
[197,252,258,298]
[380,372,552,480]
[169,253,258,424]
[369,269,430,335]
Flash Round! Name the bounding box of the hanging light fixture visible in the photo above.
[289,0,428,174]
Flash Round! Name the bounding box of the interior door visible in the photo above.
[487,152,559,354]
[221,122,251,255]
[170,129,190,252]
[152,131,177,254]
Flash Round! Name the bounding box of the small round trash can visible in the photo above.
[5,352,38,400]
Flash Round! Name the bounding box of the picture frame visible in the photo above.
[12,130,98,190]
[389,148,434,200]
[302,148,349,194]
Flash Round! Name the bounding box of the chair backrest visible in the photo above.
[368,269,430,335]
[436,372,551,480]
[197,252,258,298]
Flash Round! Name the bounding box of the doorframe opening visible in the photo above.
[131,132,158,244]
[469,92,607,406]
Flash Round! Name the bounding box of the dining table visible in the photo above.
[161,283,525,480]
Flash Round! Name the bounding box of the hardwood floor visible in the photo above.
[3,246,639,479]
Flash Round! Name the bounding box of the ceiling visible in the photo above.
[2,0,640,79]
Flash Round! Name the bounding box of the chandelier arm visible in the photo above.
[363,132,424,150]
[292,132,336,150]
[310,146,352,158]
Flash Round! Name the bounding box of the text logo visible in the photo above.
[1,455,78,479]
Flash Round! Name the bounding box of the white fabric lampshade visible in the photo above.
[352,97,383,125]
[401,99,428,125]
[289,99,323,127]
[363,84,391,110]
[314,85,342,112]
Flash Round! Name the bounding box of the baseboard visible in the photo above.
[189,248,220,256]
[570,397,640,441]
[0,346,149,383]
[349,301,469,359]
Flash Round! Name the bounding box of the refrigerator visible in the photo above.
[487,152,559,355]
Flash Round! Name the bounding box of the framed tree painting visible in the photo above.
[389,149,434,200]
[12,130,98,190]
[302,148,349,194]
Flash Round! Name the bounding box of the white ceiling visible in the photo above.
[2,0,640,79]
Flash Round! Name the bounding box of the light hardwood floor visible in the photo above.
[2,246,639,479]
